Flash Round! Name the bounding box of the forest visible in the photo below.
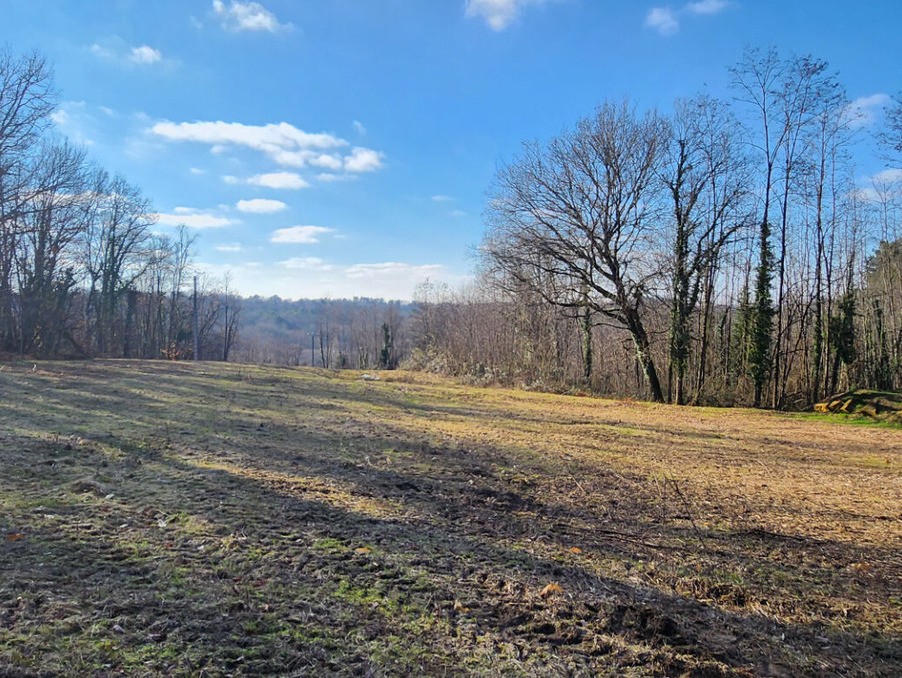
[413,48,902,408]
[2,45,901,409]
[0,49,239,362]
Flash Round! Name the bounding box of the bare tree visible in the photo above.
[483,101,670,401]
[0,48,56,349]
[664,95,751,404]
[15,141,91,354]
[83,171,155,355]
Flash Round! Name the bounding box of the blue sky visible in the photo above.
[2,0,900,300]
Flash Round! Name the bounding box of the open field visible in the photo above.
[1,360,900,676]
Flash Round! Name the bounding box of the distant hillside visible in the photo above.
[233,296,416,367]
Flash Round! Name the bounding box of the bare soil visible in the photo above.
[1,360,900,676]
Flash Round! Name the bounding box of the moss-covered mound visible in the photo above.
[814,389,902,425]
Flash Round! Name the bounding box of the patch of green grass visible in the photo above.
[787,411,902,429]
[310,536,346,552]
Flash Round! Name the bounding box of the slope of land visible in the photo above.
[1,360,900,676]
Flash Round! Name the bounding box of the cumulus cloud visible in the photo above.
[236,198,287,213]
[344,147,383,172]
[685,0,728,14]
[212,0,292,32]
[345,262,445,279]
[465,0,550,31]
[845,93,891,128]
[89,43,114,59]
[90,40,166,66]
[247,172,310,190]
[155,208,235,229]
[872,168,902,184]
[151,120,385,175]
[152,120,342,152]
[316,173,355,183]
[270,225,335,244]
[198,257,467,301]
[48,101,97,146]
[130,45,162,64]
[645,7,680,35]
[279,257,334,271]
[646,0,730,35]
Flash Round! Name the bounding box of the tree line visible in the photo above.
[0,48,238,360]
[413,47,902,408]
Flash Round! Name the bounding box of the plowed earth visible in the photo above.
[1,361,900,676]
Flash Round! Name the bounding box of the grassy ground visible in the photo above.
[1,360,899,676]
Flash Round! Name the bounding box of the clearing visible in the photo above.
[0,360,900,676]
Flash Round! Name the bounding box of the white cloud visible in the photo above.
[151,120,383,176]
[646,1,730,35]
[344,147,384,172]
[279,257,334,271]
[450,209,468,218]
[216,243,243,252]
[646,7,680,35]
[845,93,891,128]
[353,120,367,136]
[198,258,468,301]
[90,43,114,59]
[48,101,95,146]
[345,262,445,280]
[431,194,453,202]
[190,167,205,175]
[872,168,902,184]
[212,0,292,33]
[685,0,727,15]
[155,209,235,229]
[152,120,343,153]
[316,173,355,183]
[91,40,166,66]
[270,225,335,243]
[465,0,549,31]
[247,172,310,190]
[236,198,287,213]
[130,45,162,64]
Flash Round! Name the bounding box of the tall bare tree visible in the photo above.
[664,95,751,404]
[0,49,56,349]
[15,141,91,354]
[83,171,155,355]
[483,101,670,401]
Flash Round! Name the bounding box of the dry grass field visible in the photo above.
[1,360,900,676]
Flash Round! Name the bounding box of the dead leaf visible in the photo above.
[5,533,24,542]
[354,546,372,555]
[568,546,582,554]
[540,583,563,598]
[453,600,469,612]
[850,562,871,573]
